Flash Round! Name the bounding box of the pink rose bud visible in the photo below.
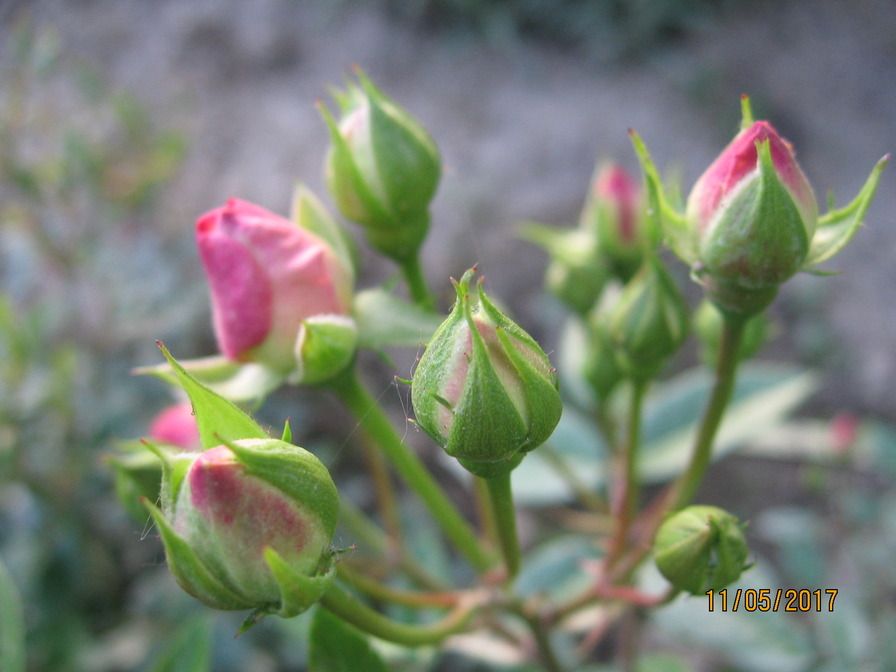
[148,402,201,451]
[147,438,339,615]
[685,119,818,314]
[197,198,354,374]
[581,163,650,280]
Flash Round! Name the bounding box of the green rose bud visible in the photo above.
[321,68,441,263]
[411,268,562,478]
[289,314,358,386]
[607,258,688,382]
[654,505,750,595]
[521,224,609,317]
[145,437,339,619]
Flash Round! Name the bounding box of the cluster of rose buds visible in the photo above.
[119,72,886,630]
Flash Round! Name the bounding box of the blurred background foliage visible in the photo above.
[0,1,894,671]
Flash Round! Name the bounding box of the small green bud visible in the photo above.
[608,258,688,382]
[288,315,358,386]
[654,505,750,595]
[521,224,609,316]
[693,300,767,368]
[411,268,562,478]
[321,68,440,263]
[146,437,339,618]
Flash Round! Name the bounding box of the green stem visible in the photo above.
[671,315,746,510]
[608,380,647,566]
[622,381,647,529]
[336,563,461,608]
[320,582,474,646]
[483,472,521,580]
[357,433,404,559]
[519,610,566,672]
[400,254,436,310]
[330,368,494,572]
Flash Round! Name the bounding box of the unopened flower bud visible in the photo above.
[581,163,650,280]
[321,69,440,263]
[412,268,562,478]
[654,505,750,595]
[608,258,688,382]
[110,404,201,521]
[146,438,339,617]
[686,118,817,315]
[148,402,201,451]
[197,197,354,376]
[290,315,358,385]
[521,224,609,316]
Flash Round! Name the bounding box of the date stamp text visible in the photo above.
[706,588,838,612]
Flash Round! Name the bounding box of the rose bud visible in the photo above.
[196,197,354,378]
[320,69,440,263]
[412,268,562,479]
[580,163,651,281]
[654,505,750,595]
[148,402,201,451]
[685,118,818,315]
[607,258,688,382]
[521,224,609,317]
[109,403,201,521]
[145,437,339,618]
[631,97,887,319]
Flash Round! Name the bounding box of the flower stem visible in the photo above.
[519,609,566,672]
[671,315,746,510]
[320,582,474,646]
[608,380,647,565]
[329,368,494,572]
[483,472,521,580]
[336,563,461,608]
[400,254,436,310]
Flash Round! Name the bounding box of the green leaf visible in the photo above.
[156,343,268,449]
[134,354,284,406]
[148,616,213,672]
[354,288,444,350]
[803,154,889,269]
[309,607,391,672]
[0,558,25,672]
[639,363,817,483]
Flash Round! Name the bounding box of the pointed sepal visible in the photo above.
[802,153,889,269]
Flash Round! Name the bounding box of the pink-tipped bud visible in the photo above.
[148,438,339,615]
[686,121,817,314]
[580,163,650,280]
[196,198,354,374]
[148,402,201,451]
